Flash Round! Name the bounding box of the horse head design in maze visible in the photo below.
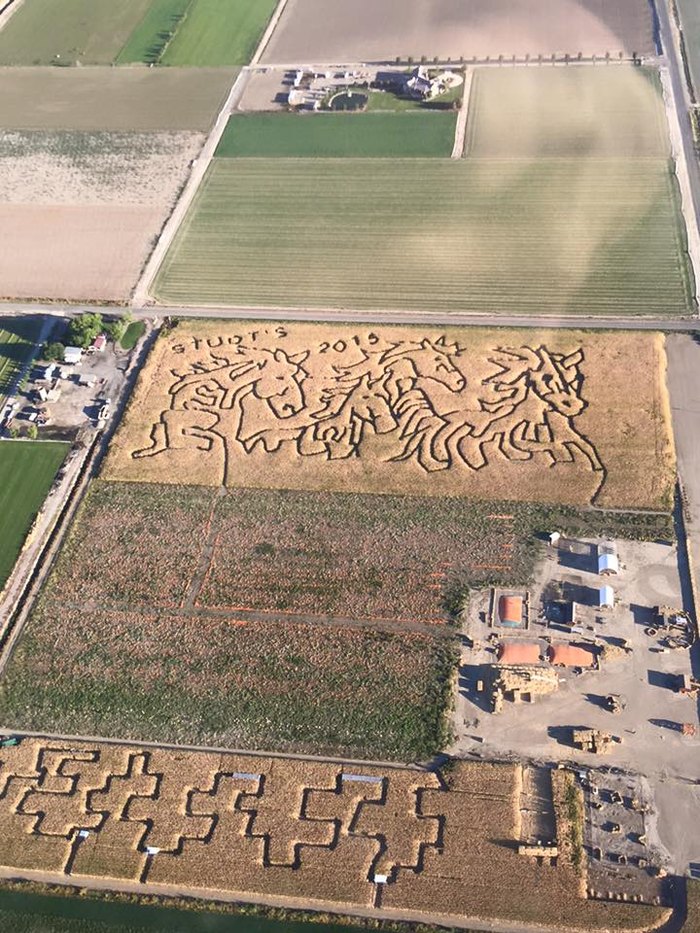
[131,330,605,493]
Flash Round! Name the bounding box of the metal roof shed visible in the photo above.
[598,552,619,575]
[599,585,614,609]
[64,346,83,365]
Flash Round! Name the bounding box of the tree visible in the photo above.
[27,424,38,440]
[9,425,19,438]
[104,310,133,344]
[43,342,65,362]
[67,312,103,349]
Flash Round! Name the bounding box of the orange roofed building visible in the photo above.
[497,641,541,665]
[498,595,524,628]
[547,644,596,668]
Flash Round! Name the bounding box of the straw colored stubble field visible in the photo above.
[0,740,668,930]
[105,322,675,510]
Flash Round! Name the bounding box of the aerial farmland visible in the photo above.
[153,65,693,315]
[0,0,699,930]
[261,0,656,64]
[0,67,236,302]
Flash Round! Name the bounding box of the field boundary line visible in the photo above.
[0,431,98,663]
[50,600,456,639]
[0,865,672,933]
[0,728,432,771]
[250,0,290,67]
[451,68,473,159]
[132,68,252,307]
[133,0,291,307]
[660,64,700,305]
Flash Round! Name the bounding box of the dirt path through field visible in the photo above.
[53,600,455,639]
[451,69,473,159]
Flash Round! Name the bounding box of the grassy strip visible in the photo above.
[116,0,192,64]
[160,0,278,66]
[0,879,478,933]
[0,440,69,589]
[120,321,146,351]
[216,112,457,158]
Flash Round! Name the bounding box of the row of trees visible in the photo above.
[43,311,133,362]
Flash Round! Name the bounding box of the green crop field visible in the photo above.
[116,0,191,64]
[216,112,457,158]
[0,318,41,405]
[158,0,279,66]
[0,441,69,589]
[0,0,152,65]
[678,0,700,96]
[154,156,692,315]
[466,66,670,158]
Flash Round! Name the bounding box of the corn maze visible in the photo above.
[106,322,675,510]
[0,740,668,929]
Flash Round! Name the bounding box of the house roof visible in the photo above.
[497,641,541,665]
[498,595,523,625]
[547,644,596,668]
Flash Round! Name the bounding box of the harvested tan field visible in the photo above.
[104,321,675,510]
[261,0,654,64]
[0,131,202,302]
[0,67,235,132]
[0,740,668,930]
[0,132,202,205]
[0,205,164,302]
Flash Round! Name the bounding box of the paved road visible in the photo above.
[658,0,700,288]
[667,334,700,562]
[1,301,700,331]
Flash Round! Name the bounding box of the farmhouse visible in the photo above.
[405,67,463,100]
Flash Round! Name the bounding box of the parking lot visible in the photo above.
[7,341,128,438]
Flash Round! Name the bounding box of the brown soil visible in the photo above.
[0,67,235,132]
[262,0,654,64]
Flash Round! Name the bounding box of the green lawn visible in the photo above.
[116,0,191,64]
[466,66,670,158]
[155,156,692,315]
[120,320,146,350]
[678,0,700,96]
[0,0,152,65]
[0,318,41,405]
[159,0,278,66]
[0,441,69,589]
[216,111,457,158]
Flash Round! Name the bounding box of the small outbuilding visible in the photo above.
[64,346,83,365]
[91,334,106,352]
[597,543,619,575]
[498,595,525,628]
[598,585,615,610]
